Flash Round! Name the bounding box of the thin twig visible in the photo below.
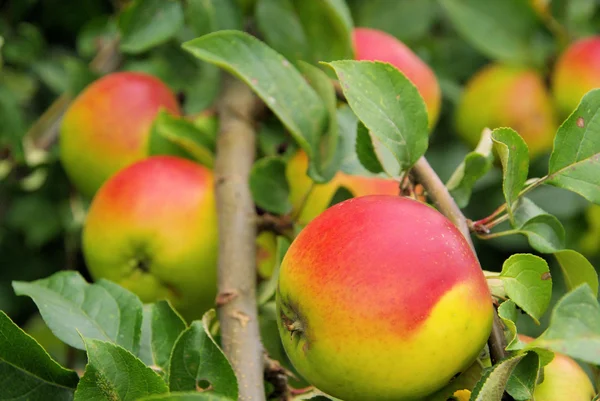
[214,73,266,401]
[411,156,509,368]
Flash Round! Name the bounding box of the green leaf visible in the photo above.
[470,354,527,401]
[523,283,600,365]
[554,249,599,297]
[326,60,429,176]
[439,0,549,67]
[498,300,520,350]
[492,127,529,220]
[184,0,242,37]
[505,352,540,401]
[74,337,168,401]
[257,236,292,305]
[12,271,143,353]
[138,300,187,377]
[249,157,292,215]
[255,0,310,63]
[547,89,600,204]
[148,109,215,168]
[118,0,184,54]
[0,311,79,400]
[291,0,354,64]
[511,198,566,253]
[182,30,328,177]
[0,85,25,161]
[297,60,340,182]
[446,128,494,208]
[168,310,237,399]
[349,0,436,42]
[499,254,552,324]
[355,122,384,174]
[138,393,234,401]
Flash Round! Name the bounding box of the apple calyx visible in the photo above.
[278,297,306,343]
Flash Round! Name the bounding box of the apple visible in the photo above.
[552,35,600,119]
[59,71,181,198]
[276,195,494,401]
[519,335,595,400]
[352,27,442,129]
[256,231,278,279]
[455,63,558,160]
[286,150,399,226]
[82,155,218,321]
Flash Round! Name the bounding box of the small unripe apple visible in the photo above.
[286,150,399,226]
[82,155,218,321]
[60,71,181,198]
[352,27,442,129]
[256,231,278,279]
[276,195,494,401]
[552,36,600,119]
[455,63,558,160]
[519,335,595,400]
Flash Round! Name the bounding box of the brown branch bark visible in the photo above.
[411,156,509,366]
[214,73,266,401]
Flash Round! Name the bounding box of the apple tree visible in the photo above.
[1,1,600,400]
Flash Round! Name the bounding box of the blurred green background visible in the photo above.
[1,0,600,367]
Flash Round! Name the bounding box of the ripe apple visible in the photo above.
[455,63,558,160]
[286,150,399,226]
[59,71,181,198]
[82,155,218,321]
[352,27,442,129]
[276,195,494,401]
[519,335,595,400]
[552,36,600,119]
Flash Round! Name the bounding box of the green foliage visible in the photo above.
[249,157,292,215]
[12,271,143,353]
[74,337,169,400]
[547,89,600,203]
[326,60,429,176]
[499,254,552,324]
[167,311,238,399]
[0,311,79,400]
[148,109,216,168]
[118,0,184,54]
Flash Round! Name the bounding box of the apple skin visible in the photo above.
[519,335,595,400]
[552,36,600,119]
[455,63,558,160]
[276,195,494,401]
[352,27,442,129]
[82,155,218,321]
[59,71,181,198]
[286,150,399,226]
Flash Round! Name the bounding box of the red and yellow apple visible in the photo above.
[552,35,600,119]
[455,63,558,160]
[276,195,494,401]
[352,27,442,129]
[286,150,399,226]
[82,155,218,321]
[519,335,595,400]
[59,71,181,198]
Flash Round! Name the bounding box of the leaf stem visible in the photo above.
[214,73,266,401]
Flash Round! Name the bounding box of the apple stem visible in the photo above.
[213,73,267,401]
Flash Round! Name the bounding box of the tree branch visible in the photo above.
[214,73,266,401]
[411,156,509,366]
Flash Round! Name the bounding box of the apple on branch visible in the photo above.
[276,195,494,401]
[82,155,218,322]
